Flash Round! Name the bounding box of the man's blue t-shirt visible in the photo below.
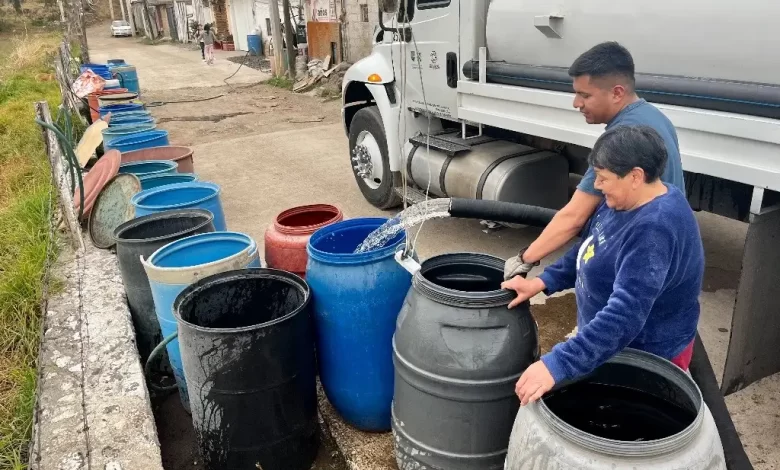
[578,99,685,194]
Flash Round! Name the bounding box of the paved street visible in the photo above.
[91,27,780,469]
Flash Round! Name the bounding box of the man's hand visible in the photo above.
[500,276,545,309]
[515,361,555,406]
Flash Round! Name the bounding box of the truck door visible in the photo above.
[394,0,459,120]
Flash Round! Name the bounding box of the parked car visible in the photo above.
[110,20,132,37]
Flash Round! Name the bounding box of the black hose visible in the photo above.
[447,197,751,468]
[448,198,557,228]
[689,333,753,470]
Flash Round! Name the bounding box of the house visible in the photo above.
[224,0,286,53]
[129,0,190,42]
[301,0,375,63]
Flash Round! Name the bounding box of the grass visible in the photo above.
[266,75,294,90]
[0,32,61,470]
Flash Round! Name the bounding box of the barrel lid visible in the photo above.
[88,174,141,249]
[74,149,121,220]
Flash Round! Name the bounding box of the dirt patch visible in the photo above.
[227,55,271,73]
[531,293,578,355]
[143,83,342,147]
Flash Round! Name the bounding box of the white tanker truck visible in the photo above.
[340,0,780,395]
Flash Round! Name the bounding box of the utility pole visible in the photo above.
[282,0,297,79]
[268,0,285,76]
[125,0,134,33]
[108,0,115,20]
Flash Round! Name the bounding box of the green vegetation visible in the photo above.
[0,33,61,470]
[266,75,294,90]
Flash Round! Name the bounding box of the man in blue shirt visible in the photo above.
[503,42,685,280]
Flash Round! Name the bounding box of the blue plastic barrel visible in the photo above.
[140,173,198,190]
[142,232,260,411]
[306,217,411,431]
[81,63,112,79]
[99,103,145,119]
[247,34,262,56]
[109,130,169,153]
[113,65,140,95]
[131,182,227,231]
[119,160,178,179]
[102,123,156,147]
[108,113,154,127]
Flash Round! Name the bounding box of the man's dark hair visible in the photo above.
[569,42,635,90]
[588,125,667,183]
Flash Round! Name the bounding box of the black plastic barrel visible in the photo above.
[174,268,319,470]
[392,253,539,470]
[113,209,215,366]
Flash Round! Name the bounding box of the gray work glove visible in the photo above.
[504,248,539,280]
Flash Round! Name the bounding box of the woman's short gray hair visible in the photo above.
[588,125,668,182]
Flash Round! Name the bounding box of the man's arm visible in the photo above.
[524,189,601,264]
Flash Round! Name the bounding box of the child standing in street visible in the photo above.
[197,25,205,62]
[203,24,216,65]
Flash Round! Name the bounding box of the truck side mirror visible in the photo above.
[380,0,398,13]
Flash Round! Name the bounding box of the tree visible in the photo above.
[13,0,21,14]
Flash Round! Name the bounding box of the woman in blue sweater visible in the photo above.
[501,125,704,406]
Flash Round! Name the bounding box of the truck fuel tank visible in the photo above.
[407,136,569,209]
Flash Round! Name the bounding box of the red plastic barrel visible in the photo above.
[264,204,343,278]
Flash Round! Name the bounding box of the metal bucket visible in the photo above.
[113,209,215,367]
[131,182,227,231]
[142,232,260,411]
[174,268,319,470]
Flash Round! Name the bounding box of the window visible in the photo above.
[360,4,369,22]
[265,18,271,36]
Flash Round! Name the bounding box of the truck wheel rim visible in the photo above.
[353,131,384,190]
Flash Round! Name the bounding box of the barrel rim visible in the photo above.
[535,348,705,457]
[103,124,156,134]
[119,159,178,176]
[113,208,214,244]
[131,181,220,210]
[413,252,515,307]
[274,204,343,235]
[121,145,193,162]
[173,267,310,334]
[139,172,197,182]
[111,129,169,147]
[307,217,407,264]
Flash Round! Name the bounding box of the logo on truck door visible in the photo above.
[429,51,440,70]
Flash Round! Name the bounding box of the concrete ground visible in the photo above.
[90,27,780,469]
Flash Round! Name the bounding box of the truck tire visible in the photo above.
[348,106,401,210]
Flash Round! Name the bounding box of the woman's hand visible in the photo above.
[501,276,546,309]
[515,361,555,405]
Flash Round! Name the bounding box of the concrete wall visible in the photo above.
[342,0,375,62]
